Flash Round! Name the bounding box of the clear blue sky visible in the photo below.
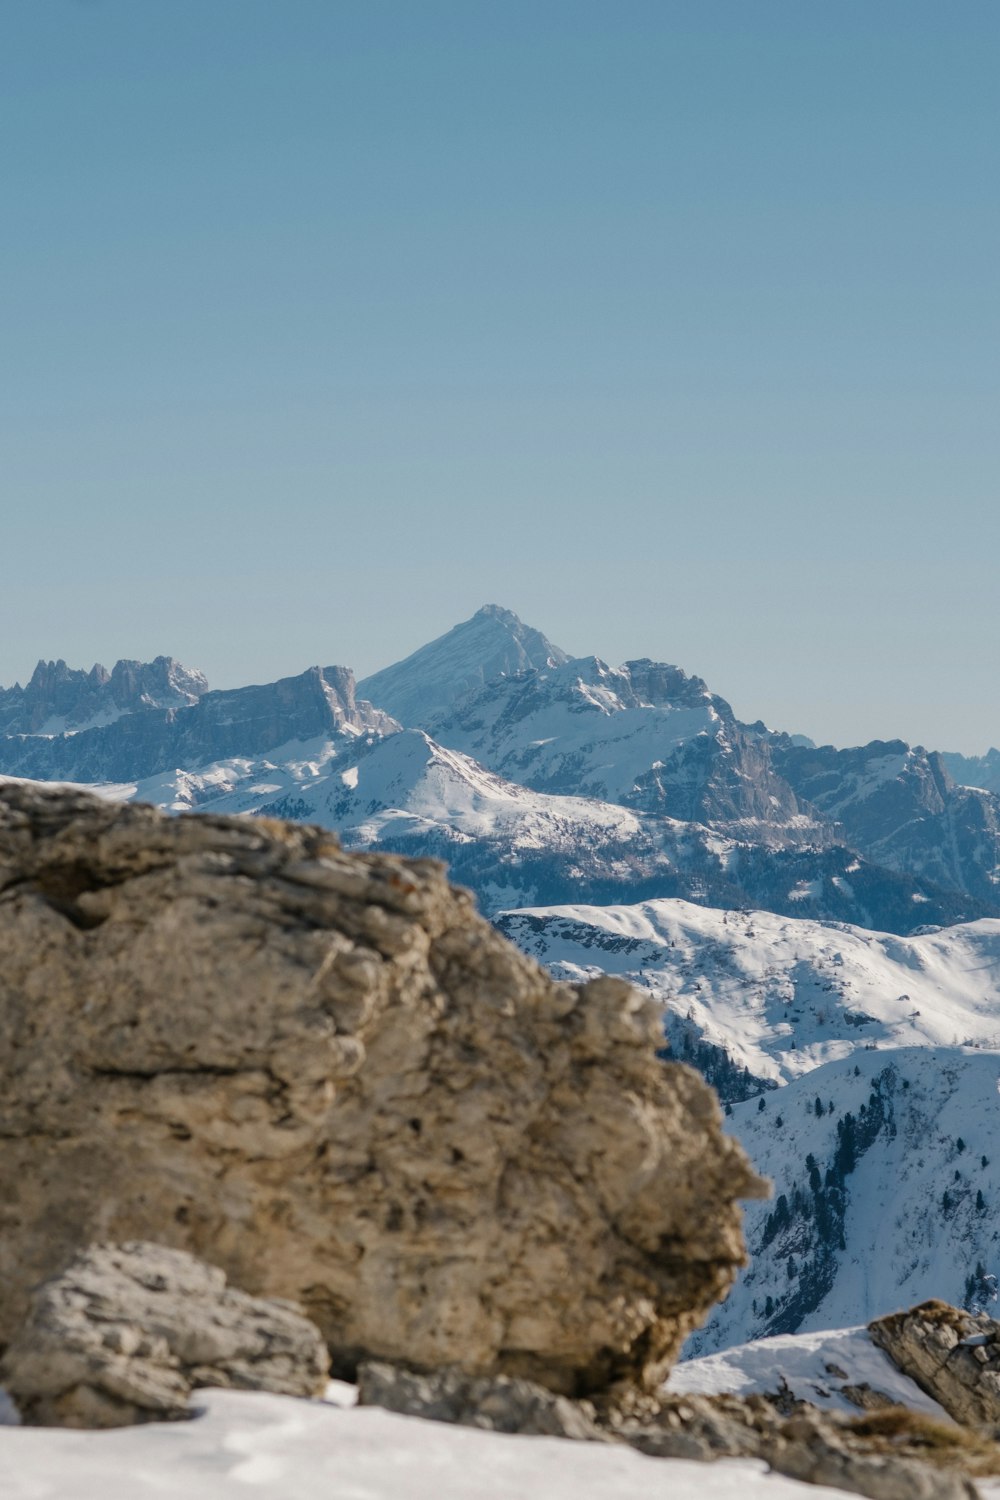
[2,1,997,750]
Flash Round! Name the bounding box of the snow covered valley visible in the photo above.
[502,897,1000,1352]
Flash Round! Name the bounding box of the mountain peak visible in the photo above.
[357,607,569,728]
[472,603,525,626]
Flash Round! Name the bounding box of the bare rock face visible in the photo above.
[0,1241,330,1427]
[869,1301,1000,1426]
[0,782,765,1395]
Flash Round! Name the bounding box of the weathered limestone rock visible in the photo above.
[0,1241,329,1427]
[0,782,765,1394]
[765,1409,981,1500]
[869,1301,1000,1426]
[355,1367,986,1500]
[357,1361,604,1439]
[618,1395,986,1498]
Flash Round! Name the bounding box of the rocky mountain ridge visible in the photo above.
[943,748,1000,798]
[1,605,997,933]
[0,656,207,735]
[0,665,396,784]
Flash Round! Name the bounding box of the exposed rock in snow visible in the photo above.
[670,1325,951,1419]
[772,737,1000,908]
[0,1384,882,1500]
[357,1361,604,1439]
[353,1345,988,1500]
[869,1301,1000,1427]
[942,749,1000,798]
[0,1242,329,1428]
[422,652,815,839]
[0,780,763,1396]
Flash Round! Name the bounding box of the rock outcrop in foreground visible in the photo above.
[869,1301,1000,1426]
[0,781,764,1395]
[357,1359,986,1500]
[0,1241,329,1427]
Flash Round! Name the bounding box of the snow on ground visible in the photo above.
[669,1325,949,1418]
[0,1387,854,1500]
[501,898,1000,1083]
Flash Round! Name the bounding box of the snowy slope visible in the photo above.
[500,897,1000,1352]
[499,899,1000,1087]
[689,1047,1000,1355]
[426,654,725,803]
[67,731,736,915]
[422,653,818,840]
[4,740,982,927]
[357,603,568,727]
[670,1325,949,1419]
[0,1383,869,1500]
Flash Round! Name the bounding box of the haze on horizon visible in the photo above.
[1,1,997,753]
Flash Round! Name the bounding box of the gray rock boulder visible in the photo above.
[357,1361,604,1439]
[0,782,765,1396]
[0,1241,329,1428]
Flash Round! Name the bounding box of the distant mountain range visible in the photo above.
[942,746,1000,797]
[1,604,997,931]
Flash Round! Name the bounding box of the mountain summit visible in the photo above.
[357,605,568,728]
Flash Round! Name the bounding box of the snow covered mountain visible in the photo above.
[943,747,1000,797]
[360,610,1000,918]
[499,894,1000,1350]
[417,654,815,842]
[0,656,207,735]
[356,603,568,727]
[772,737,1000,907]
[2,606,997,932]
[691,1046,1000,1355]
[0,665,396,783]
[85,727,692,912]
[499,899,1000,1089]
[35,732,976,925]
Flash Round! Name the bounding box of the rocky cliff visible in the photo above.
[772,737,1000,906]
[0,656,207,736]
[0,666,396,784]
